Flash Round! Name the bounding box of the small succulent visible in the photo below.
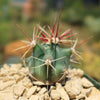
[15,11,91,85]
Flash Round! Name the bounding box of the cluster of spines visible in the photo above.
[15,12,88,60]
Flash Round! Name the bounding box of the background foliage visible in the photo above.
[0,0,100,82]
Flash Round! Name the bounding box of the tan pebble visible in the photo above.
[3,64,10,70]
[51,90,60,100]
[0,77,4,80]
[11,64,22,70]
[86,94,100,100]
[49,86,56,92]
[39,87,47,95]
[0,92,16,100]
[10,67,18,72]
[88,87,100,97]
[64,78,82,99]
[0,67,8,76]
[56,83,69,100]
[14,95,19,99]
[13,84,25,96]
[68,68,77,77]
[17,71,26,77]
[37,87,41,92]
[38,94,45,100]
[22,88,29,98]
[68,68,84,78]
[0,72,6,77]
[76,93,86,100]
[44,92,50,100]
[26,86,37,98]
[0,85,14,93]
[2,77,10,82]
[77,69,84,77]
[0,80,16,91]
[17,80,23,86]
[8,71,18,76]
[83,88,92,96]
[76,88,92,99]
[81,77,93,88]
[20,67,29,74]
[33,81,45,85]
[14,74,24,82]
[7,76,15,80]
[29,95,39,100]
[22,77,33,88]
[18,97,28,100]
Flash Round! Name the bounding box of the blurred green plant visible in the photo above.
[61,8,84,25]
[81,48,100,82]
[0,0,100,82]
[0,0,8,8]
[0,22,10,45]
[84,16,100,41]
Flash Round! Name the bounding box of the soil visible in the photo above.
[0,64,100,100]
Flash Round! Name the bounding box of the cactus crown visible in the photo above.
[16,11,92,85]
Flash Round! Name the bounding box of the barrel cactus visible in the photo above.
[16,11,91,85]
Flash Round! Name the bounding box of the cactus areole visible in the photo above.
[16,11,91,85]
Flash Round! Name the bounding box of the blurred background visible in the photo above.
[0,0,100,81]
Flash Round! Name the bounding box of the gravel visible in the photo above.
[0,64,100,100]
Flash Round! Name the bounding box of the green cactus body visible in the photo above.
[26,43,72,84]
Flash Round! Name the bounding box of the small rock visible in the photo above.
[76,88,92,99]
[38,87,47,95]
[13,84,25,96]
[14,95,19,99]
[22,88,29,98]
[18,97,28,100]
[77,69,84,77]
[17,71,26,78]
[20,67,29,74]
[64,78,82,99]
[0,93,16,100]
[51,90,60,100]
[0,67,9,76]
[0,85,14,93]
[37,87,41,92]
[22,77,33,88]
[10,66,18,73]
[44,92,50,100]
[76,93,86,100]
[81,77,93,88]
[0,80,16,91]
[8,71,18,76]
[49,86,56,92]
[86,94,100,100]
[7,76,15,80]
[88,87,100,97]
[33,81,45,85]
[2,76,10,82]
[38,94,45,100]
[14,74,24,82]
[11,64,22,70]
[56,83,69,100]
[3,64,10,70]
[29,95,39,100]
[26,86,37,98]
[68,68,84,78]
[83,88,92,96]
